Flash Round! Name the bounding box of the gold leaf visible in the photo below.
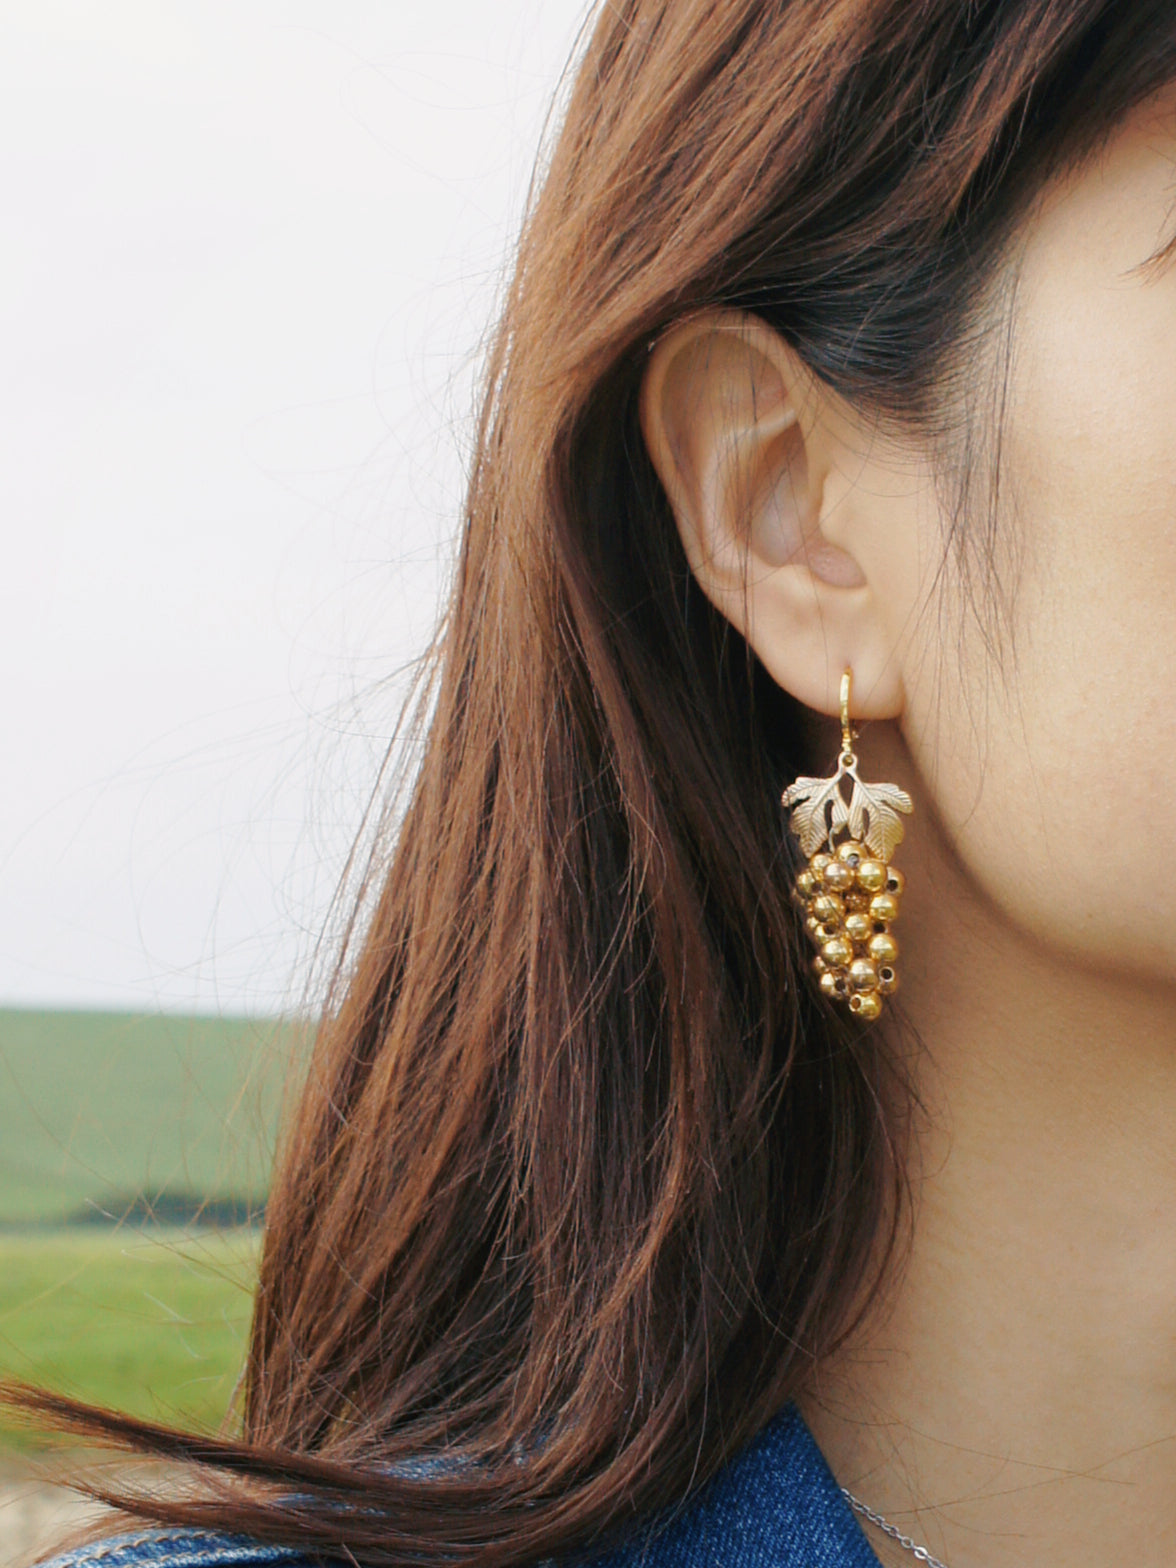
[846,774,914,860]
[781,769,850,856]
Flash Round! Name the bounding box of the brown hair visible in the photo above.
[14,1,1176,1563]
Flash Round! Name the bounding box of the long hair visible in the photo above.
[14,2,1176,1564]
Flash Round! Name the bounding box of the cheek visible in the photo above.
[902,277,1176,976]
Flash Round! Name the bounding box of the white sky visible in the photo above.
[0,0,590,1012]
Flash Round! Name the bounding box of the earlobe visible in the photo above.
[639,308,906,723]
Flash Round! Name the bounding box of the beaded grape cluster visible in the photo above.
[793,841,905,1019]
[781,709,913,1019]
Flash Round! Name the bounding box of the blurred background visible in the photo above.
[0,1,587,1552]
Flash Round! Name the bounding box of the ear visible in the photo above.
[639,308,910,723]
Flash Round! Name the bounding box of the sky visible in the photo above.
[0,0,590,1013]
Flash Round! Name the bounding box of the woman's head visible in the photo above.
[640,74,1176,994]
[16,3,1176,1564]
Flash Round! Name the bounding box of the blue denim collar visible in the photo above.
[33,1532,313,1568]
[583,1403,882,1568]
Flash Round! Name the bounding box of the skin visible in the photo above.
[639,85,1176,1568]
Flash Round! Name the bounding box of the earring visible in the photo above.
[781,669,913,1019]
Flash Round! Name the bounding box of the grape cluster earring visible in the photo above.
[781,669,913,1019]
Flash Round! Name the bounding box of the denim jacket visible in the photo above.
[37,1407,881,1568]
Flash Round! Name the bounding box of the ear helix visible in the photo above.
[781,669,912,1019]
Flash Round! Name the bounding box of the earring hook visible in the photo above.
[839,668,857,760]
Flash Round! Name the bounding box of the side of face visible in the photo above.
[907,86,1176,978]
[639,84,1176,985]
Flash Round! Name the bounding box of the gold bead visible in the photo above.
[868,892,899,924]
[836,839,867,869]
[822,860,854,893]
[812,954,829,976]
[856,859,887,893]
[821,935,854,968]
[868,931,898,965]
[845,891,870,912]
[876,964,899,996]
[850,991,883,1020]
[844,912,872,944]
[811,893,845,927]
[884,866,906,896]
[849,957,879,992]
[810,853,833,881]
[796,868,819,899]
[819,970,840,999]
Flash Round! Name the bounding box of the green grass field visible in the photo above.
[0,1008,309,1452]
[0,1230,259,1449]
[0,1009,304,1225]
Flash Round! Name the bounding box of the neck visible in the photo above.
[800,759,1176,1568]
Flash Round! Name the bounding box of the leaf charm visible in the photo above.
[783,756,913,860]
[780,769,850,856]
[846,773,913,860]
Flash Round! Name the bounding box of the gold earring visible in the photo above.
[781,669,913,1019]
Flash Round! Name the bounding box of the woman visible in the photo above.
[17,2,1176,1565]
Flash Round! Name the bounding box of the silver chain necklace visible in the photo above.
[841,1487,952,1568]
